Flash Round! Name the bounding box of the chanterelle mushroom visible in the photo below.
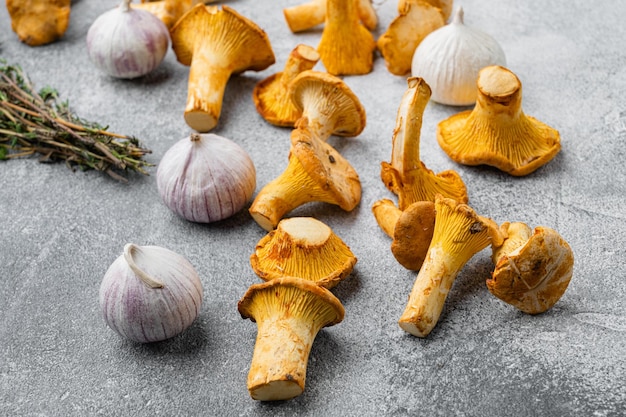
[7,0,71,46]
[283,0,377,33]
[171,5,275,132]
[372,199,435,271]
[317,0,376,75]
[250,217,357,289]
[238,276,345,401]
[398,0,453,20]
[380,77,468,209]
[252,44,320,127]
[134,0,214,28]
[398,195,501,337]
[487,222,574,314]
[289,70,367,141]
[377,0,445,76]
[437,65,561,176]
[248,122,361,231]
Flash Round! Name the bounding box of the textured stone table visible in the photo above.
[1,0,625,416]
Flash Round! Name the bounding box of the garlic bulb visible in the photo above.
[99,243,203,343]
[86,0,170,79]
[411,7,506,106]
[157,133,256,223]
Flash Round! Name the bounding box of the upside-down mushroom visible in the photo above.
[317,0,376,76]
[289,70,366,141]
[250,217,357,289]
[377,0,445,76]
[372,199,436,271]
[398,0,453,20]
[398,195,501,337]
[252,44,320,127]
[7,0,71,46]
[437,65,561,176]
[381,77,468,210]
[487,222,574,314]
[238,276,345,401]
[248,123,361,231]
[283,0,377,33]
[170,5,275,132]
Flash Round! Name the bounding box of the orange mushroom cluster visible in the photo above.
[238,217,357,401]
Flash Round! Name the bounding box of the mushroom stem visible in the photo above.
[283,0,377,33]
[398,196,498,337]
[283,0,326,32]
[123,243,165,289]
[371,198,402,237]
[247,314,319,400]
[185,57,231,133]
[381,77,468,208]
[249,153,325,231]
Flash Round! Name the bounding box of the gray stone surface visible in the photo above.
[1,0,625,416]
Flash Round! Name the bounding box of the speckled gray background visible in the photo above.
[1,1,625,416]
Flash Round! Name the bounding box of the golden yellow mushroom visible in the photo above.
[289,70,366,141]
[398,0,453,20]
[487,222,574,314]
[437,65,562,176]
[238,276,345,401]
[377,0,444,76]
[317,0,376,76]
[398,195,501,337]
[249,124,361,231]
[170,5,275,132]
[372,199,436,271]
[252,45,320,128]
[283,0,377,33]
[250,217,357,289]
[381,77,468,210]
[7,0,71,46]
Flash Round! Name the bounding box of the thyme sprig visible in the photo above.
[0,62,152,182]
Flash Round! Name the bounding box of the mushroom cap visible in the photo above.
[238,276,345,327]
[290,70,366,138]
[171,4,275,73]
[399,0,453,20]
[437,65,561,176]
[377,0,444,76]
[7,0,70,46]
[289,121,362,211]
[487,225,574,314]
[391,200,436,271]
[252,45,320,127]
[250,217,357,288]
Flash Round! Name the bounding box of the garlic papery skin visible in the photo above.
[86,0,170,79]
[99,243,203,343]
[157,133,256,223]
[411,6,506,106]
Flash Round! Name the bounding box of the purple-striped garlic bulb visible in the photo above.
[86,0,169,79]
[157,133,256,223]
[99,243,203,343]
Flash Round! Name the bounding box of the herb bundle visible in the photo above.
[0,62,152,182]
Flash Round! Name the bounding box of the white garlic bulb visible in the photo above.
[411,7,506,106]
[86,0,169,79]
[157,133,256,223]
[99,243,203,343]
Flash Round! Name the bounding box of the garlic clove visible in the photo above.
[411,6,506,106]
[99,243,203,343]
[157,133,256,223]
[87,0,170,79]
